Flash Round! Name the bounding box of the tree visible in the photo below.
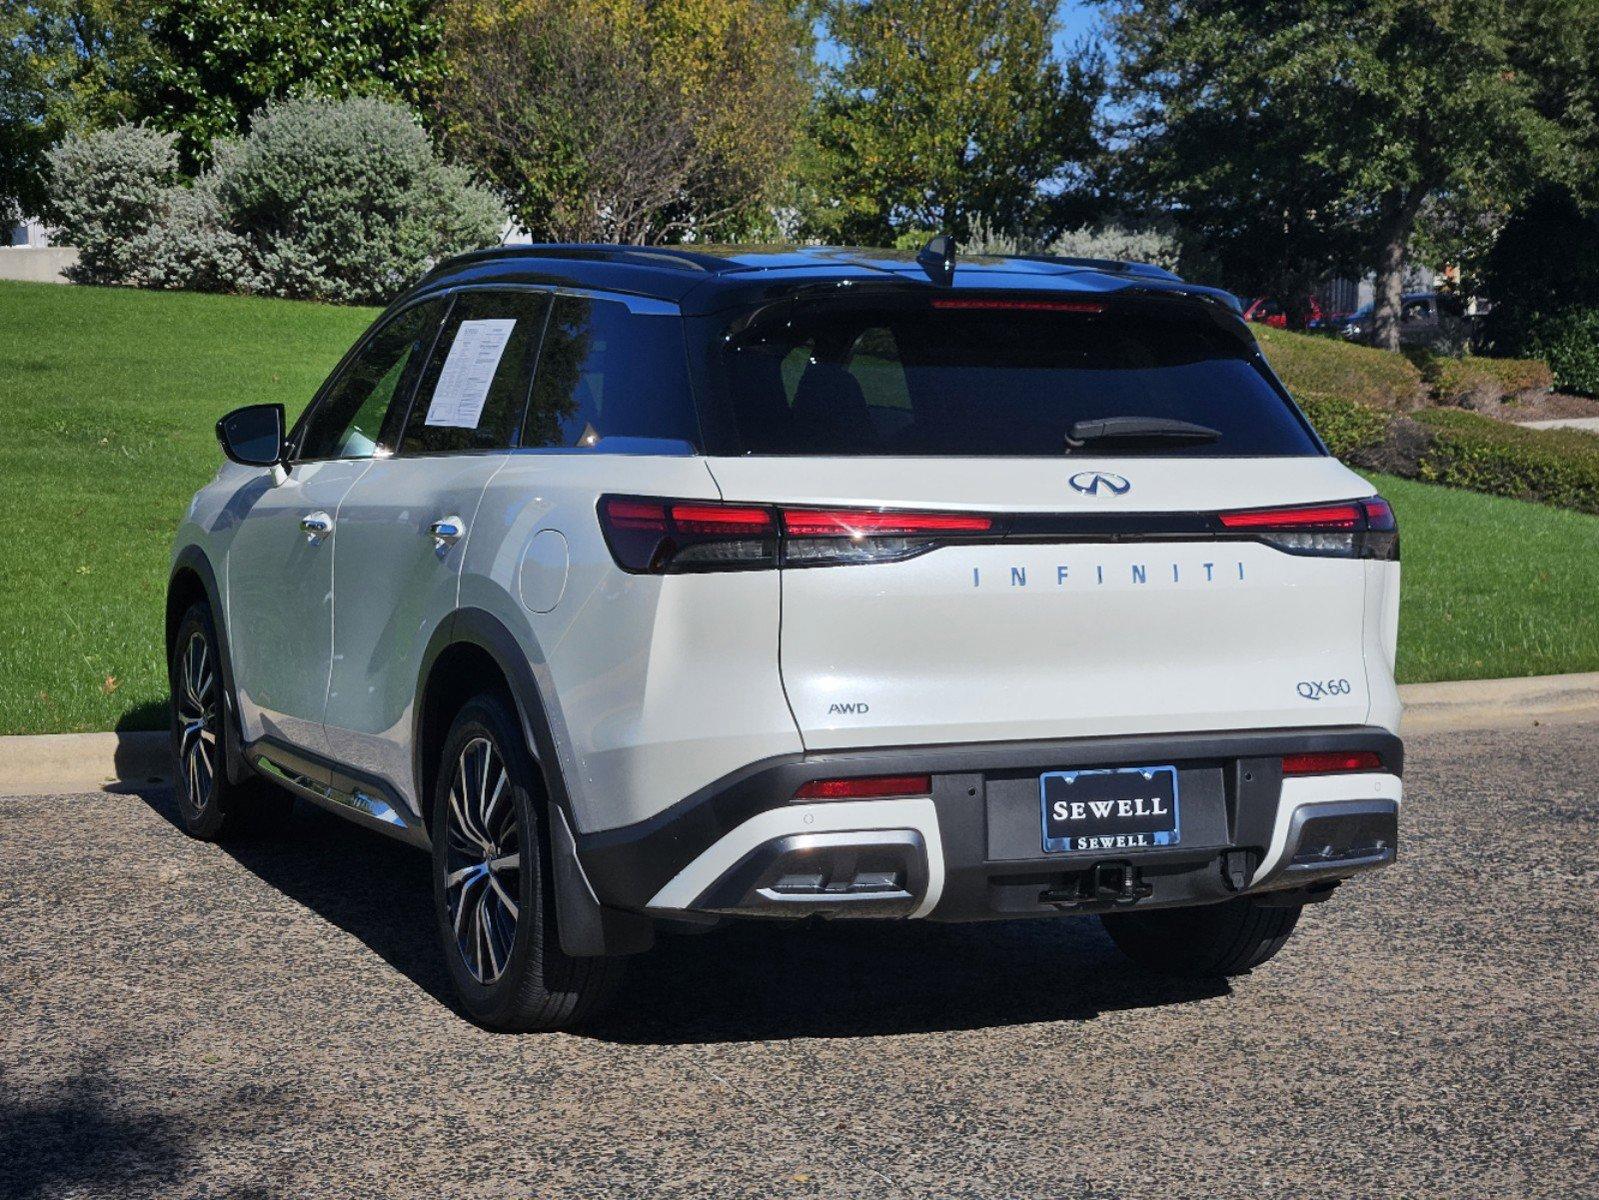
[1514,0,1599,212]
[1100,1,1571,348]
[807,0,1100,245]
[436,0,809,243]
[137,0,446,164]
[1,1,151,220]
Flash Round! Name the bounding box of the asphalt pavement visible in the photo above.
[2,722,1596,1199]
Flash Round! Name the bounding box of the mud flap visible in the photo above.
[549,804,655,957]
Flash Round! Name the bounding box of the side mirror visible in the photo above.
[216,404,285,467]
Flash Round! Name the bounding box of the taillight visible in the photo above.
[598,497,777,573]
[782,507,995,566]
[1282,751,1385,776]
[598,496,997,573]
[794,774,932,800]
[1216,496,1398,559]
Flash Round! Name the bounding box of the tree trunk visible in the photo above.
[1371,229,1406,352]
[1370,185,1428,353]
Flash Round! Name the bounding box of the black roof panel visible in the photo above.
[409,242,1238,316]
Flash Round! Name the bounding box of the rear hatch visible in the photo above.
[697,288,1392,750]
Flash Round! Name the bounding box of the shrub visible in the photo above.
[129,157,260,294]
[1525,308,1599,397]
[1295,393,1394,459]
[1295,392,1599,516]
[963,217,1182,272]
[1413,409,1599,514]
[45,125,182,285]
[44,98,506,303]
[219,96,505,304]
[1410,352,1555,410]
[1255,325,1425,410]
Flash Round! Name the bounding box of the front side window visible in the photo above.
[522,295,698,449]
[402,290,552,455]
[712,295,1321,457]
[299,300,443,461]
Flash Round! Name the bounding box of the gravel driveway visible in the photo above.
[3,723,1596,1199]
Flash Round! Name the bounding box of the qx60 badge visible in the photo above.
[1069,471,1131,496]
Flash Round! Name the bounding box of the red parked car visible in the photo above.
[1241,296,1326,328]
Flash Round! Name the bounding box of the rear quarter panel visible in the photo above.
[458,453,804,834]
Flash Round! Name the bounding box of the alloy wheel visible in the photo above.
[175,631,218,811]
[443,736,522,984]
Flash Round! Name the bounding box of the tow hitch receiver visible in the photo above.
[1040,862,1153,909]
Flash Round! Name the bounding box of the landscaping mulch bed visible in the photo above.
[1495,391,1599,422]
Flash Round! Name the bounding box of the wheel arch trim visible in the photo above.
[167,546,251,786]
[414,608,653,957]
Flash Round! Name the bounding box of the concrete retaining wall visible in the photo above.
[0,246,79,283]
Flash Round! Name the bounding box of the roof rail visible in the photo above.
[446,243,730,274]
[1006,254,1182,282]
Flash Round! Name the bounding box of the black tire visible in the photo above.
[1100,898,1303,978]
[430,692,622,1031]
[168,602,294,840]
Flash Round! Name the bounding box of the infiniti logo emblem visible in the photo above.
[1069,471,1131,496]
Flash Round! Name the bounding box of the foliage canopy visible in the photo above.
[808,0,1100,245]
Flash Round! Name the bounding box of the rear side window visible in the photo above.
[714,297,1320,457]
[299,299,443,460]
[402,290,551,455]
[522,294,698,449]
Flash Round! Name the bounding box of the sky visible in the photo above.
[816,2,1108,69]
[1055,0,1102,53]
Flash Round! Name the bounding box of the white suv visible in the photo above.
[169,242,1403,1030]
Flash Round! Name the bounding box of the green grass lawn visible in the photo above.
[0,280,376,734]
[0,280,1594,734]
[1364,472,1599,683]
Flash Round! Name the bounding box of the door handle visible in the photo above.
[429,516,465,548]
[300,511,333,541]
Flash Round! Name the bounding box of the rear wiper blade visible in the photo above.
[1064,417,1222,452]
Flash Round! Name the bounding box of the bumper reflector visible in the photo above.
[794,774,932,800]
[1282,750,1384,776]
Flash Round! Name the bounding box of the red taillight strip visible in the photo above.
[1362,498,1396,530]
[1218,503,1362,530]
[669,503,773,532]
[603,499,669,529]
[782,508,994,537]
[1282,751,1384,776]
[931,298,1105,314]
[794,774,933,800]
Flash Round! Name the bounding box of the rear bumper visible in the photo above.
[574,726,1402,921]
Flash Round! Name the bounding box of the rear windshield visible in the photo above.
[711,296,1320,457]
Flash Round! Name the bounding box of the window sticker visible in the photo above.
[424,318,518,429]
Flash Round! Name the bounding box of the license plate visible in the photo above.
[1040,766,1180,854]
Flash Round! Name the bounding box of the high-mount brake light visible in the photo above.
[794,775,933,800]
[1216,496,1399,560]
[1282,751,1384,776]
[931,297,1105,314]
[598,497,999,573]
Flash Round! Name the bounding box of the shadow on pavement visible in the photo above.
[137,786,455,1010]
[136,787,1227,1043]
[591,918,1228,1044]
[0,1075,191,1200]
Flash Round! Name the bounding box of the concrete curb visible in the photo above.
[2,672,1598,796]
[1396,671,1599,736]
[0,731,169,796]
